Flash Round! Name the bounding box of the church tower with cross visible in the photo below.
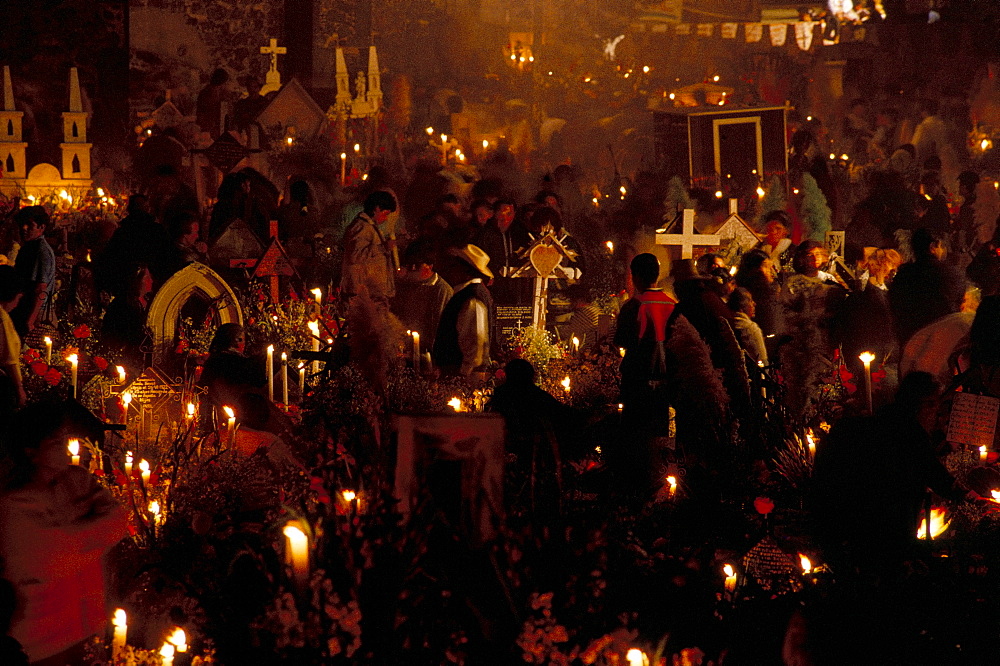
[0,65,27,185]
[60,67,92,183]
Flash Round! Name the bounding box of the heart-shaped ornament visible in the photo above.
[529,243,562,278]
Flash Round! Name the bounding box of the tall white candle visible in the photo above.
[298,362,306,396]
[281,352,289,406]
[125,451,133,476]
[340,152,347,185]
[68,438,80,466]
[859,351,875,414]
[139,459,150,487]
[412,331,420,371]
[159,642,175,666]
[116,365,126,384]
[223,406,235,446]
[266,345,274,402]
[111,609,127,663]
[44,336,52,364]
[67,353,78,398]
[310,287,322,306]
[283,521,309,587]
[308,321,320,375]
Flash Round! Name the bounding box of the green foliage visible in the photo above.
[663,176,694,218]
[799,173,832,242]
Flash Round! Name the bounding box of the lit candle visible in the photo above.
[618,347,626,358]
[159,642,175,666]
[111,609,127,663]
[44,336,52,364]
[308,320,321,375]
[167,628,187,653]
[281,352,289,407]
[482,139,489,150]
[626,649,649,666]
[148,500,162,529]
[859,351,875,414]
[121,391,132,425]
[980,445,988,463]
[799,553,812,575]
[448,397,463,412]
[340,152,347,185]
[806,430,816,457]
[283,521,309,587]
[666,475,677,499]
[353,142,360,154]
[266,345,274,402]
[298,362,306,396]
[186,402,196,423]
[125,451,133,476]
[67,353,78,398]
[139,459,151,486]
[412,331,421,371]
[440,134,448,164]
[723,563,737,594]
[617,402,623,414]
[223,406,235,445]
[116,365,126,384]
[605,240,614,254]
[571,336,580,356]
[561,376,571,395]
[68,438,80,466]
[310,287,322,306]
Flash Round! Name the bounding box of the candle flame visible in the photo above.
[116,365,126,383]
[342,489,357,502]
[310,287,322,300]
[159,643,175,659]
[187,403,195,416]
[626,648,648,666]
[723,563,735,577]
[223,405,235,419]
[97,187,105,197]
[619,347,626,358]
[561,376,571,391]
[122,392,132,407]
[666,475,677,488]
[340,152,346,159]
[113,608,127,627]
[482,139,489,149]
[44,336,52,344]
[67,353,78,365]
[426,126,434,135]
[441,134,447,143]
[308,320,320,337]
[138,459,150,473]
[353,143,360,152]
[605,240,614,252]
[68,439,79,456]
[858,351,876,364]
[799,553,812,574]
[168,628,187,652]
[283,522,307,544]
[447,397,463,412]
[267,344,274,353]
[917,507,950,539]
[980,445,987,455]
[572,335,580,348]
[756,186,766,198]
[125,451,133,463]
[148,500,160,515]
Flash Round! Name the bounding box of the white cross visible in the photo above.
[260,38,287,74]
[655,208,720,259]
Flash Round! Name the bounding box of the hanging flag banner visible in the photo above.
[795,21,814,51]
[721,23,739,39]
[697,23,714,37]
[637,0,683,23]
[675,23,691,35]
[745,23,763,43]
[769,23,788,47]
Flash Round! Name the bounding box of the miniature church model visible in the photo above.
[0,66,93,198]
[329,45,382,121]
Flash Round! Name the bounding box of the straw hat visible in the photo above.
[449,244,493,279]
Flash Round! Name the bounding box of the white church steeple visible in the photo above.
[60,67,91,181]
[0,66,27,181]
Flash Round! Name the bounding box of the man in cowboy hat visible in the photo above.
[433,244,495,377]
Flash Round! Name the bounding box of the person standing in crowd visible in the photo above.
[728,287,768,366]
[756,211,795,274]
[10,207,55,337]
[735,249,780,338]
[0,266,25,415]
[433,245,494,378]
[391,239,453,353]
[340,191,398,306]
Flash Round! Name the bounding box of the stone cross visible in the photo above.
[655,208,720,259]
[259,38,287,96]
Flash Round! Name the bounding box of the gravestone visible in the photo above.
[209,219,265,270]
[254,236,300,303]
[656,208,721,260]
[146,263,243,366]
[508,231,582,330]
[392,413,505,546]
[122,366,187,443]
[715,199,761,265]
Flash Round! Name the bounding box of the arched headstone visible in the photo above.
[146,263,242,365]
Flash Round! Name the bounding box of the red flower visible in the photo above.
[72,324,91,338]
[93,356,108,371]
[175,340,189,354]
[22,348,40,363]
[43,368,62,386]
[31,361,48,376]
[754,497,775,515]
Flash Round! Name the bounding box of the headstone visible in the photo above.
[259,38,287,96]
[256,78,328,140]
[947,393,999,450]
[200,131,255,173]
[656,208,721,259]
[146,263,243,366]
[715,198,762,265]
[209,218,265,269]
[122,366,187,442]
[392,413,505,546]
[253,236,300,303]
[508,232,582,329]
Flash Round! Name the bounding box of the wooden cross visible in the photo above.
[260,38,287,74]
[655,208,721,259]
